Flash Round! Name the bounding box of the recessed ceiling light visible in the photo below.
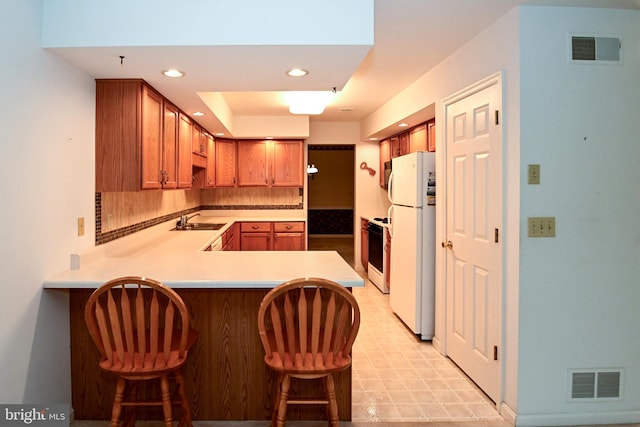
[398,122,409,127]
[265,136,274,140]
[286,68,308,77]
[215,133,225,137]
[162,69,185,78]
[192,112,205,116]
[369,137,378,141]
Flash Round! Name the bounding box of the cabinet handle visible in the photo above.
[285,225,292,230]
[252,226,259,230]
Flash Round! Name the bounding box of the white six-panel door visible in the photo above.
[443,75,502,403]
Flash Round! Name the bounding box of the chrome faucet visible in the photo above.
[177,213,200,229]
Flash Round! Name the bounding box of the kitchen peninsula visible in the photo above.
[44,213,364,421]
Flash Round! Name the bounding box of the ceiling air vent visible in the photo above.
[571,36,621,62]
[569,369,623,401]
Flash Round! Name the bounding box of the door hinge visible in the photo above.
[495,110,500,125]
[493,345,499,361]
[494,228,499,243]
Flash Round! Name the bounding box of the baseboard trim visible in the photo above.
[514,409,640,426]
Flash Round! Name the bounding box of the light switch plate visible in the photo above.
[528,217,555,237]
[528,164,540,184]
[77,217,85,236]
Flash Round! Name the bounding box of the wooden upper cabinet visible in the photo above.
[271,140,304,187]
[177,113,193,189]
[237,141,268,186]
[398,133,410,157]
[205,133,215,188]
[96,80,159,192]
[192,123,208,158]
[161,101,179,189]
[215,139,237,187]
[95,79,201,192]
[237,140,304,188]
[140,85,163,190]
[427,119,436,152]
[409,124,427,153]
[390,136,401,158]
[379,139,391,187]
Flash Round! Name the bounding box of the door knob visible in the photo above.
[441,240,453,249]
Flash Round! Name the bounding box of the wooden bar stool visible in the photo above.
[84,276,198,427]
[258,277,360,427]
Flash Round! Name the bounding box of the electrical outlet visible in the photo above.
[77,217,85,236]
[527,217,555,237]
[528,164,540,184]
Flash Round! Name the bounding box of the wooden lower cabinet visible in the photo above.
[273,222,305,251]
[240,222,272,251]
[222,223,240,251]
[240,221,305,251]
[360,218,369,271]
[69,289,351,421]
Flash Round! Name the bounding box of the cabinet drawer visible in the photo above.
[241,222,272,232]
[273,222,304,233]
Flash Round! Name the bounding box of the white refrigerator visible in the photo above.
[387,151,436,340]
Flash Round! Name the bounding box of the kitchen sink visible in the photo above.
[172,222,226,231]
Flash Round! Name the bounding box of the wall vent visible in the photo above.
[569,369,623,401]
[571,36,621,62]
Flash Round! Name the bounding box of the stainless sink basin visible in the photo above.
[172,222,226,231]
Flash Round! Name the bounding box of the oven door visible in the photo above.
[368,223,384,273]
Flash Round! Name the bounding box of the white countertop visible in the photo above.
[43,212,364,289]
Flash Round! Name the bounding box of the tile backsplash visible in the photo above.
[96,187,303,245]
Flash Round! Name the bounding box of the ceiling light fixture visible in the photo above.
[215,133,225,137]
[192,112,205,116]
[398,122,409,127]
[162,69,185,78]
[287,90,337,115]
[286,68,308,77]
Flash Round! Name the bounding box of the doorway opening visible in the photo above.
[306,144,355,267]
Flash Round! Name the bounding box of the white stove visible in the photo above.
[367,217,389,293]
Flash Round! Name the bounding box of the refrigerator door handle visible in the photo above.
[387,205,394,238]
[387,171,394,204]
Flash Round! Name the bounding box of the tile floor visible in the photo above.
[308,235,504,423]
[350,280,502,423]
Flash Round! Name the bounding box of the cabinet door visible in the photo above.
[161,101,179,189]
[205,134,215,188]
[390,136,401,158]
[192,124,202,154]
[177,113,193,188]
[237,141,268,186]
[398,132,410,156]
[427,119,436,152]
[274,233,305,251]
[140,85,163,190]
[271,140,303,187]
[409,124,427,153]
[360,219,369,271]
[241,233,271,250]
[215,139,237,187]
[379,139,391,187]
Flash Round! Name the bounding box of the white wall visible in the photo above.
[0,0,95,403]
[516,7,640,425]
